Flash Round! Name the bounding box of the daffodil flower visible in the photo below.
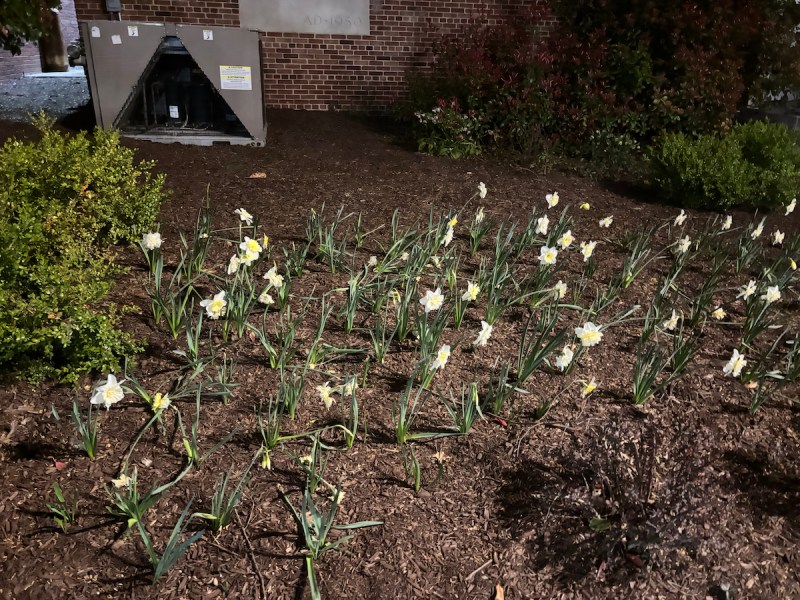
[112,473,131,489]
[751,218,765,240]
[152,393,171,412]
[448,216,458,228]
[675,235,691,254]
[258,291,274,305]
[478,182,487,199]
[227,255,241,275]
[723,349,746,378]
[200,290,227,319]
[546,192,559,208]
[367,255,378,268]
[580,240,596,261]
[240,249,259,267]
[475,207,485,224]
[674,210,687,226]
[772,230,784,246]
[557,230,574,249]
[575,322,603,347]
[790,258,797,271]
[431,344,451,370]
[711,307,726,320]
[141,232,162,250]
[761,285,781,304]
[738,280,757,301]
[317,382,335,409]
[582,378,597,397]
[443,226,454,246]
[721,215,732,231]
[661,309,680,331]
[474,321,492,347]
[535,215,549,235]
[538,245,558,266]
[580,202,590,210]
[240,236,262,254]
[262,234,270,247]
[234,208,253,225]
[90,374,126,410]
[462,281,480,302]
[263,265,284,288]
[420,288,444,313]
[598,216,613,228]
[553,280,567,299]
[786,197,796,216]
[554,346,574,371]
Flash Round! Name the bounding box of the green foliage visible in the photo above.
[0,0,60,55]
[650,120,800,210]
[0,116,166,382]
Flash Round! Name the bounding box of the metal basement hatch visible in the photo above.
[80,21,266,146]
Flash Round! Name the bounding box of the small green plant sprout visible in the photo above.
[482,359,522,416]
[47,482,77,532]
[442,381,482,434]
[516,304,569,384]
[147,498,205,584]
[192,458,255,533]
[146,246,198,338]
[71,397,99,459]
[734,217,765,274]
[336,376,359,448]
[177,385,237,466]
[631,342,670,405]
[297,435,331,495]
[741,331,789,413]
[401,444,423,492]
[369,306,396,364]
[617,226,658,289]
[281,364,308,420]
[107,466,190,532]
[393,376,443,445]
[138,230,163,274]
[280,484,382,600]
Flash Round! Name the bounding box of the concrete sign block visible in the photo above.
[239,0,369,35]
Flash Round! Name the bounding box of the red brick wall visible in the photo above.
[73,0,549,110]
[0,45,42,81]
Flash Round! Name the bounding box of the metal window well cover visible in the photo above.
[80,21,266,146]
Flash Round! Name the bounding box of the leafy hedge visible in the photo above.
[650,120,800,210]
[0,117,167,382]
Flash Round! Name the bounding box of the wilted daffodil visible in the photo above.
[420,288,444,313]
[535,215,549,235]
[201,290,227,319]
[317,382,335,409]
[227,255,241,275]
[234,207,253,225]
[554,345,574,372]
[553,280,567,299]
[580,202,590,210]
[721,215,732,231]
[599,216,613,228]
[582,378,597,397]
[711,307,726,320]
[761,285,781,304]
[751,218,765,240]
[575,322,603,347]
[738,280,757,301]
[661,309,680,331]
[478,182,487,199]
[475,207,485,224]
[474,321,492,347]
[772,230,784,246]
[675,235,691,254]
[263,265,284,288]
[674,210,687,226]
[786,197,796,216]
[546,192,559,208]
[91,374,126,410]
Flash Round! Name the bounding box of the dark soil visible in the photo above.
[0,110,799,600]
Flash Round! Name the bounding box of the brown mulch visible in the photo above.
[0,110,799,600]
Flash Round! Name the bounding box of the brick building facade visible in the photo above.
[72,0,550,110]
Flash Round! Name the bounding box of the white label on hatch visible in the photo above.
[203,29,213,41]
[219,65,252,91]
[111,34,122,45]
[127,25,139,37]
[90,26,100,38]
[169,105,179,119]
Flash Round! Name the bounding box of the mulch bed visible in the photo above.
[0,110,798,599]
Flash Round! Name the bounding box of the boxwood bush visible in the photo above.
[0,116,166,383]
[650,120,800,210]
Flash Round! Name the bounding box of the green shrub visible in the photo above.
[650,121,800,210]
[0,116,165,382]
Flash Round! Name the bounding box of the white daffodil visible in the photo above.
[546,192,559,208]
[675,235,691,254]
[772,230,784,246]
[430,256,441,269]
[761,285,781,304]
[152,393,171,412]
[200,290,227,319]
[553,280,567,299]
[462,281,480,302]
[723,349,746,378]
[580,202,590,210]
[400,251,409,262]
[580,240,597,262]
[420,288,444,313]
[554,346,574,372]
[711,307,726,320]
[263,265,284,288]
[674,210,687,226]
[388,289,401,306]
[582,378,597,397]
[317,382,335,409]
[535,215,549,235]
[443,226,454,247]
[239,236,262,254]
[661,309,680,331]
[751,218,765,240]
[599,216,613,228]
[258,291,274,305]
[557,230,574,249]
[786,197,796,216]
[90,374,126,410]
[141,232,162,251]
[538,245,558,266]
[341,379,358,396]
[575,322,603,347]
[721,215,732,231]
[234,208,253,225]
[112,473,131,489]
[431,344,451,370]
[474,320,493,347]
[227,254,241,275]
[367,255,378,268]
[738,280,757,301]
[240,249,259,267]
[478,182,487,199]
[475,207,485,224]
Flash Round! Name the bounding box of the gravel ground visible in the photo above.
[0,73,90,124]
